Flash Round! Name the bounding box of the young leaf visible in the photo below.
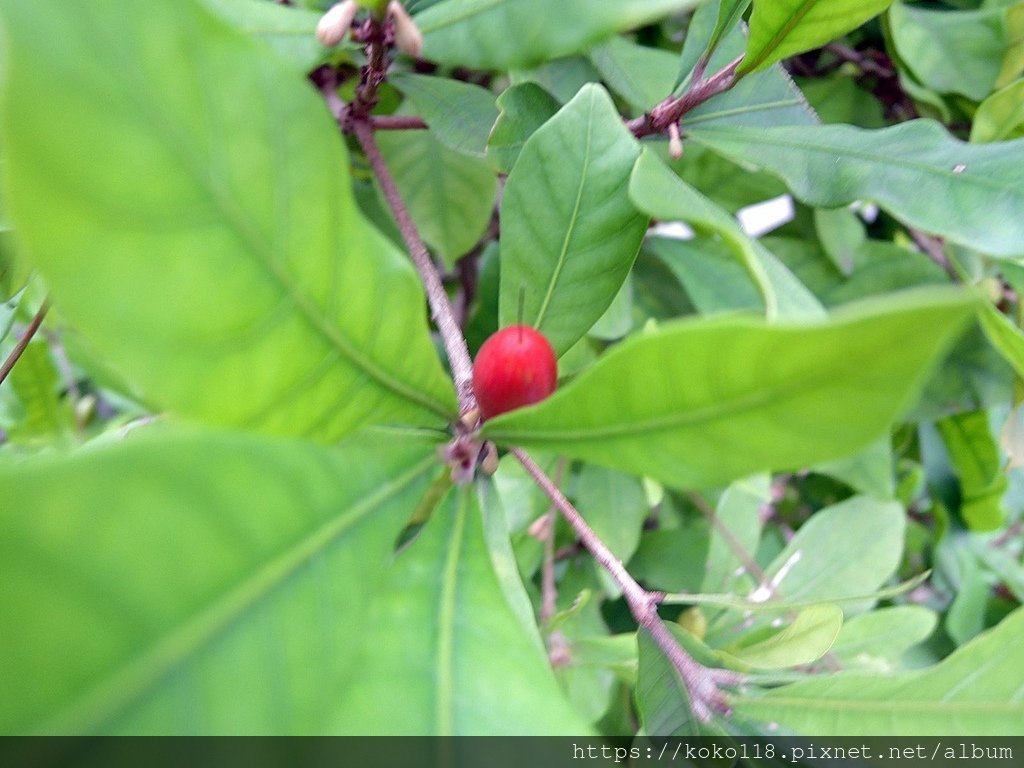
[416,0,703,70]
[730,607,1024,735]
[0,428,440,734]
[689,121,1024,257]
[0,0,456,440]
[500,84,648,356]
[722,603,843,670]
[482,290,975,490]
[739,0,896,75]
[330,485,592,735]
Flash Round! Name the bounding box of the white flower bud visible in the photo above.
[316,1,359,47]
[388,1,423,58]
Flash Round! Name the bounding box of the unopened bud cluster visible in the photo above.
[316,0,422,57]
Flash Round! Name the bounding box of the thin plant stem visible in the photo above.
[0,301,49,386]
[539,458,567,625]
[513,447,740,720]
[351,119,476,412]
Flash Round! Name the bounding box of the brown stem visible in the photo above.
[687,490,768,589]
[349,16,390,120]
[371,114,428,131]
[628,55,744,140]
[352,120,476,412]
[907,228,959,281]
[0,301,49,386]
[513,447,738,720]
[539,458,567,625]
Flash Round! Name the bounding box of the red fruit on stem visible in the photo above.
[472,325,558,419]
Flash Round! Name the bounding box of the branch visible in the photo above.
[907,228,959,281]
[628,55,744,140]
[513,447,740,721]
[0,301,49,386]
[370,114,428,131]
[352,119,476,412]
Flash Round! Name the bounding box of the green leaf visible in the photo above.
[0,0,456,440]
[416,0,702,70]
[511,56,603,104]
[722,603,843,670]
[767,236,949,309]
[390,73,499,158]
[706,0,753,66]
[983,296,1024,378]
[730,606,1024,735]
[689,121,1024,258]
[484,291,974,490]
[758,495,905,611]
[971,79,1024,143]
[588,37,679,113]
[572,464,648,563]
[376,129,497,268]
[0,427,440,733]
[635,623,731,736]
[813,207,865,277]
[945,549,992,645]
[700,474,770,595]
[199,0,329,71]
[889,2,1016,102]
[739,0,896,75]
[331,485,592,734]
[647,237,764,316]
[2,339,74,447]
[487,82,561,174]
[936,410,1007,531]
[499,84,647,356]
[630,150,824,320]
[796,75,887,128]
[830,605,938,670]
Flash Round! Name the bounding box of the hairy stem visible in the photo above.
[352,120,476,412]
[628,55,744,139]
[513,447,737,719]
[0,301,49,386]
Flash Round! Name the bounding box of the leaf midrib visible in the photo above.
[487,313,942,445]
[689,126,1020,196]
[34,455,437,735]
[99,22,452,420]
[436,489,468,735]
[533,92,597,329]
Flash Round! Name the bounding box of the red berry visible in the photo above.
[472,325,558,419]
